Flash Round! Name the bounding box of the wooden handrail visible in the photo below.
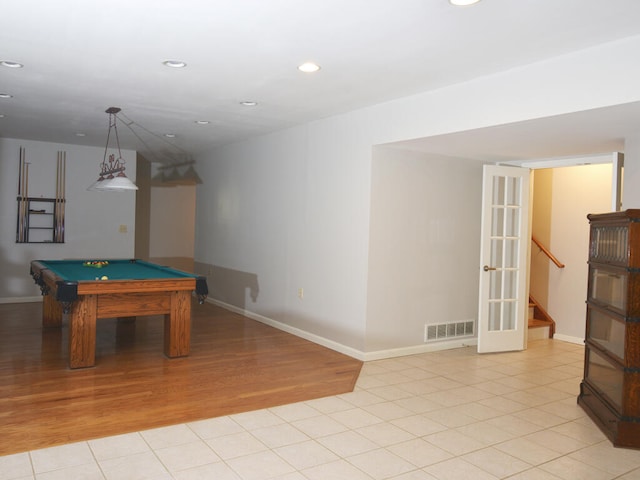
[531,236,565,268]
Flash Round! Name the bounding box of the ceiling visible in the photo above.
[2,0,640,164]
[389,101,640,162]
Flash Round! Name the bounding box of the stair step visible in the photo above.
[528,317,553,340]
[528,297,555,339]
[528,323,550,341]
[529,318,552,328]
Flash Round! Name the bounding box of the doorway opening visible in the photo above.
[523,153,622,345]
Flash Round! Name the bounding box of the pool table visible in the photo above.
[30,258,208,368]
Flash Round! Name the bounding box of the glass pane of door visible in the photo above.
[487,173,522,332]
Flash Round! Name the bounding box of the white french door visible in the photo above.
[477,165,531,353]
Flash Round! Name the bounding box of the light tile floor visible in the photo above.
[3,339,640,480]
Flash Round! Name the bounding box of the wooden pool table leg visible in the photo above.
[42,294,63,327]
[68,295,97,368]
[164,290,191,358]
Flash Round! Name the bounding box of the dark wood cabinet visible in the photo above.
[578,209,640,449]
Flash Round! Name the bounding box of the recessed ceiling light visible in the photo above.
[164,133,176,138]
[449,0,481,5]
[163,60,187,68]
[240,101,258,107]
[75,133,86,137]
[298,62,321,73]
[0,114,5,118]
[195,120,210,125]
[1,60,23,68]
[0,93,13,99]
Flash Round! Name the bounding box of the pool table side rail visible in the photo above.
[30,260,208,302]
[113,259,209,298]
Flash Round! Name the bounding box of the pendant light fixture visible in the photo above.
[150,161,203,186]
[87,107,138,192]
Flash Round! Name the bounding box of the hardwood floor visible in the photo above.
[0,301,362,456]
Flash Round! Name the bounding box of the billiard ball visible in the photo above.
[101,275,108,280]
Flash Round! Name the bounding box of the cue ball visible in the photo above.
[101,275,108,280]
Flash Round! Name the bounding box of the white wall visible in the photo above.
[546,164,612,342]
[195,124,371,351]
[368,35,640,147]
[367,148,483,352]
[0,138,136,301]
[623,134,640,208]
[194,35,640,358]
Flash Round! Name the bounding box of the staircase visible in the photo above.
[529,236,562,341]
[528,295,555,340]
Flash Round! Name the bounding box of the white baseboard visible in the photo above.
[553,333,585,346]
[361,338,478,361]
[206,298,478,362]
[206,298,366,360]
[0,296,42,304]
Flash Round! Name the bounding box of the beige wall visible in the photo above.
[149,185,196,259]
[135,158,196,271]
[530,169,553,307]
[532,164,612,342]
[134,155,151,260]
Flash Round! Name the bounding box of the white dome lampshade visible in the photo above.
[94,172,138,191]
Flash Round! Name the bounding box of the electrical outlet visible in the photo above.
[118,224,127,233]
[298,287,304,299]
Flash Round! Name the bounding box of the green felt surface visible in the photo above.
[38,259,196,282]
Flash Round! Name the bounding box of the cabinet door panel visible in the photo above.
[586,349,623,410]
[587,307,625,361]
[589,268,627,311]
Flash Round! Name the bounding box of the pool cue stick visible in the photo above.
[58,152,62,242]
[20,147,25,242]
[54,154,57,242]
[63,152,66,241]
[24,151,30,242]
[17,148,23,242]
[58,153,61,241]
[55,153,60,242]
[17,148,22,197]
[58,152,63,242]
[60,152,66,242]
[56,152,63,242]
[58,153,61,242]
[20,148,28,242]
[24,161,29,242]
[20,150,25,242]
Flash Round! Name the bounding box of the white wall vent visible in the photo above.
[424,320,474,342]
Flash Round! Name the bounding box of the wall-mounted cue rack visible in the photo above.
[16,147,66,244]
